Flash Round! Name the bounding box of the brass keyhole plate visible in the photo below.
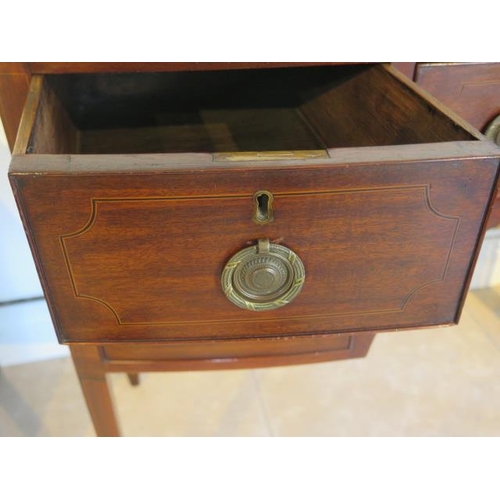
[253,190,274,225]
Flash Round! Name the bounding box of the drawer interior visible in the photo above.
[24,64,476,155]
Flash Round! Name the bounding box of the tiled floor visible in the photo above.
[1,288,500,437]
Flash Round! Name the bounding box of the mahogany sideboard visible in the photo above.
[2,62,500,436]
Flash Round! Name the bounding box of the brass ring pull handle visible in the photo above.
[485,115,500,145]
[221,239,306,311]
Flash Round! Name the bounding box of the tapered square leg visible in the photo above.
[70,345,120,437]
[127,373,140,386]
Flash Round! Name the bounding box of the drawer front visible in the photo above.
[101,333,374,370]
[415,63,500,132]
[11,157,498,343]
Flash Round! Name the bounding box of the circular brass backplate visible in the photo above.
[485,115,500,145]
[221,239,305,311]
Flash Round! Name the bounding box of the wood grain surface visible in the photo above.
[0,65,31,149]
[416,62,500,131]
[10,64,500,344]
[415,62,500,227]
[8,61,500,437]
[0,62,361,152]
[101,334,375,371]
[11,156,498,343]
[70,345,120,436]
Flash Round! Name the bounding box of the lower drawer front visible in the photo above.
[101,334,374,370]
[12,157,498,343]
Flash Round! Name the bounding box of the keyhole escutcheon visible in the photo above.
[253,190,274,224]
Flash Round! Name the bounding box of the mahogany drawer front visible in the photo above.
[9,63,500,344]
[415,63,500,132]
[101,334,374,370]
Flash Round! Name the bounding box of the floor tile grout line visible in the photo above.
[250,370,276,437]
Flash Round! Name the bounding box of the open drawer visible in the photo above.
[9,63,500,344]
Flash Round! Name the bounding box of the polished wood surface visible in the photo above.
[0,62,358,150]
[102,333,374,370]
[12,155,498,343]
[10,65,500,345]
[0,64,31,150]
[25,65,479,153]
[415,62,500,131]
[126,373,140,386]
[70,345,120,437]
[391,62,417,80]
[16,75,79,155]
[301,64,474,147]
[415,62,500,228]
[0,62,419,152]
[5,61,500,436]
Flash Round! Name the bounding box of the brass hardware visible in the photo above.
[221,238,305,311]
[214,150,329,162]
[485,115,500,145]
[253,190,274,224]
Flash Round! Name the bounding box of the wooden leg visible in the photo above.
[126,373,140,386]
[70,345,120,437]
